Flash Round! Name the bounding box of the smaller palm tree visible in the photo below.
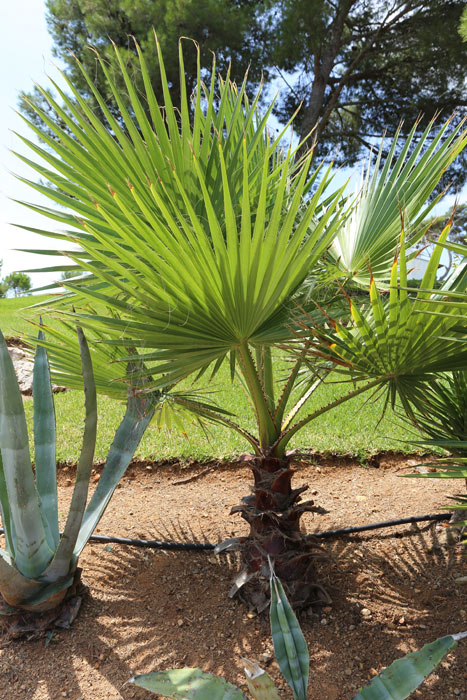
[401,365,467,542]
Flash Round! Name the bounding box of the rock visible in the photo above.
[7,344,67,395]
[259,651,273,665]
[8,346,34,394]
[361,608,371,617]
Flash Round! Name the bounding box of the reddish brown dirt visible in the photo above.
[0,455,466,700]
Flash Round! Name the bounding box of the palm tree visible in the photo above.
[15,36,467,609]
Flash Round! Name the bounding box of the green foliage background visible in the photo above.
[22,0,467,189]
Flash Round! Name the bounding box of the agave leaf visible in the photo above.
[0,450,15,555]
[269,570,309,700]
[131,668,247,699]
[0,547,73,611]
[353,633,467,700]
[0,550,50,608]
[73,360,155,558]
[242,658,281,700]
[0,550,43,606]
[16,573,75,611]
[0,329,52,577]
[33,328,59,550]
[43,327,97,581]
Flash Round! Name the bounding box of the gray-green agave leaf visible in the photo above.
[131,668,248,699]
[353,632,467,700]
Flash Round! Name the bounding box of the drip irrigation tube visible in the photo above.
[0,513,451,552]
[308,512,451,539]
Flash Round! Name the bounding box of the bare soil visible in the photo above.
[0,455,466,700]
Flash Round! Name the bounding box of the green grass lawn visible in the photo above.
[4,296,416,463]
[0,294,56,337]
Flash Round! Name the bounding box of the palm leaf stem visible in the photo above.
[281,377,324,435]
[274,378,382,455]
[273,352,307,431]
[237,342,277,448]
[257,346,275,414]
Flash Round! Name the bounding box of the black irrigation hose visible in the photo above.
[1,513,450,552]
[309,512,451,539]
[91,535,213,551]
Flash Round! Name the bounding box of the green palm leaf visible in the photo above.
[303,227,467,420]
[13,35,467,462]
[17,37,347,390]
[328,117,467,286]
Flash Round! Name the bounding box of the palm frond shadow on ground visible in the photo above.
[322,523,462,618]
[0,546,146,699]
[77,545,260,688]
[1,522,464,700]
[0,544,242,700]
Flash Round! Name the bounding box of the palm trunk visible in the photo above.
[231,452,329,612]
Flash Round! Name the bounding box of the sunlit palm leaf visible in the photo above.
[24,319,244,441]
[328,118,467,286]
[402,370,467,449]
[400,371,467,542]
[302,225,467,421]
[17,37,347,390]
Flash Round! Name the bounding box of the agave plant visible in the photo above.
[14,36,467,609]
[0,325,154,615]
[130,568,467,700]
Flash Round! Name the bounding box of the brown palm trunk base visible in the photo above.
[231,455,330,613]
[0,569,86,640]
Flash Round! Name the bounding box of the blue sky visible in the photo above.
[0,1,461,290]
[0,0,69,289]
